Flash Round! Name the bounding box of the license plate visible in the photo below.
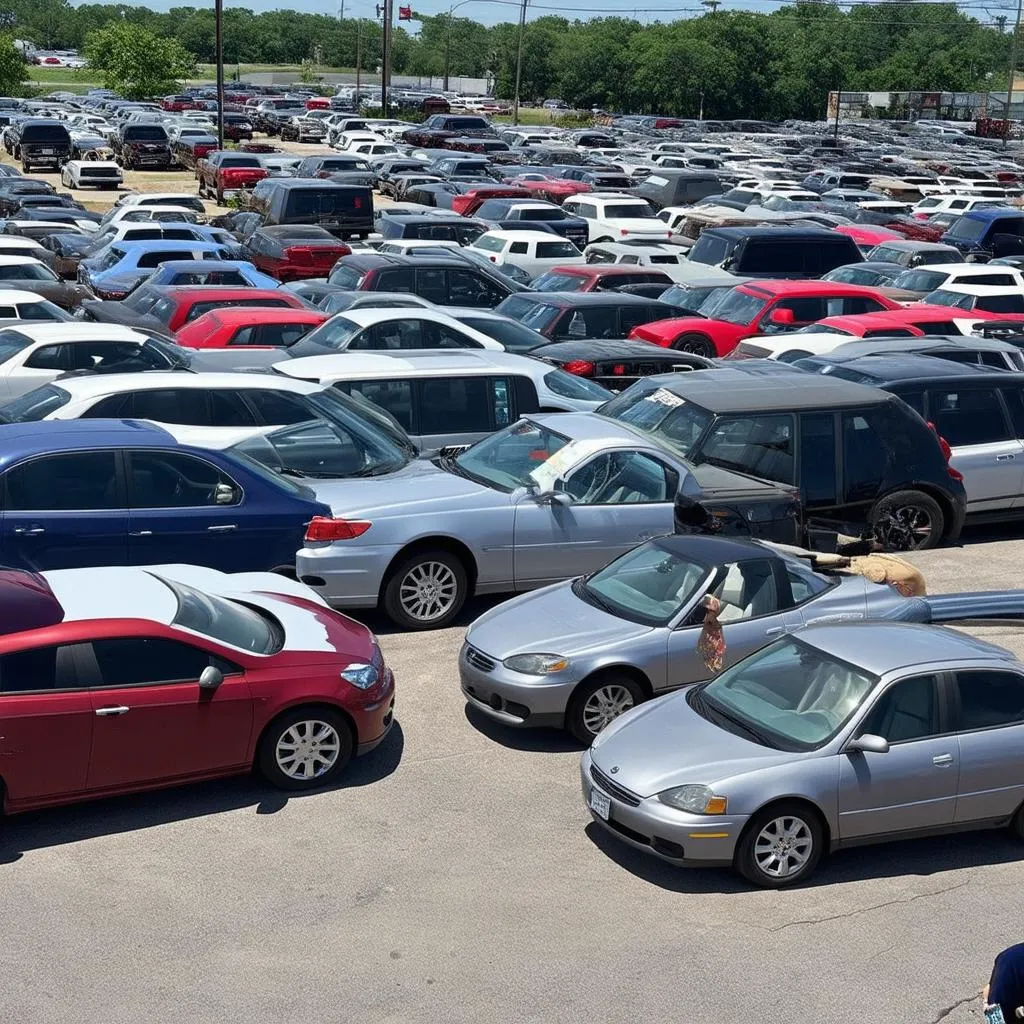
[589,786,610,820]
[40,148,54,155]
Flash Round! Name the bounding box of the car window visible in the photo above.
[88,637,230,688]
[448,268,503,308]
[417,377,491,434]
[561,450,677,504]
[127,450,238,508]
[242,389,313,425]
[699,414,795,485]
[842,411,889,502]
[5,451,120,511]
[708,559,780,621]
[340,380,413,431]
[799,412,837,505]
[374,268,415,292]
[926,387,1011,446]
[0,644,79,693]
[859,674,940,742]
[509,241,529,255]
[105,388,210,426]
[770,297,826,324]
[23,344,69,371]
[786,566,829,604]
[739,241,806,275]
[956,670,1024,730]
[259,322,314,347]
[415,267,447,304]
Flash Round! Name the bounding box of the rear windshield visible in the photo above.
[944,217,988,243]
[0,384,71,422]
[80,166,121,178]
[516,208,565,222]
[23,124,69,143]
[125,126,169,141]
[532,271,586,292]
[285,189,368,219]
[496,296,559,331]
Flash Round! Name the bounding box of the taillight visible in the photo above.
[563,359,595,376]
[612,364,626,375]
[305,517,371,541]
[927,420,962,481]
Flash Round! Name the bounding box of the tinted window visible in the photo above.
[448,268,504,308]
[90,637,224,687]
[842,411,887,502]
[860,675,939,742]
[1000,387,1024,436]
[926,387,1011,446]
[956,670,1024,730]
[418,377,490,434]
[128,451,237,508]
[0,645,76,693]
[24,344,67,371]
[799,412,836,505]
[699,414,795,484]
[739,241,806,275]
[258,322,315,347]
[555,305,619,339]
[5,452,120,510]
[243,389,313,425]
[341,380,413,430]
[118,389,210,426]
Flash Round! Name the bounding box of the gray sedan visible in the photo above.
[582,621,1024,887]
[296,413,704,629]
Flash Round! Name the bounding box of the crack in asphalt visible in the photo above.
[768,879,971,933]
[926,992,979,1023]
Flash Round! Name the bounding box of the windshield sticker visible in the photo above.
[528,439,608,491]
[645,387,686,408]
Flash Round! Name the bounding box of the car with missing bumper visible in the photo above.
[0,562,395,813]
[581,620,1024,886]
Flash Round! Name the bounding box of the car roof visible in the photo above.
[109,239,225,252]
[154,285,288,301]
[0,288,57,304]
[655,533,781,564]
[53,371,324,399]
[799,621,1015,674]
[323,306,468,327]
[482,229,570,242]
[278,349,544,379]
[915,262,1019,275]
[531,410,680,445]
[830,336,1020,358]
[0,322,151,341]
[931,283,1024,295]
[0,419,176,463]
[531,338,706,361]
[741,280,888,298]
[958,207,1024,223]
[633,367,889,411]
[875,239,960,251]
[818,352,1020,383]
[189,308,326,326]
[0,256,45,267]
[704,225,833,239]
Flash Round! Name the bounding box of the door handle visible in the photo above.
[932,753,954,767]
[765,626,786,637]
[207,524,238,533]
[996,454,1016,462]
[12,527,44,535]
[128,530,153,537]
[95,705,130,717]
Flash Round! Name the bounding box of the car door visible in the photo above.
[0,642,93,806]
[665,558,801,688]
[924,384,1024,513]
[1,450,128,570]
[82,636,252,791]
[512,450,676,588]
[125,449,250,570]
[951,667,1024,823]
[836,673,958,840]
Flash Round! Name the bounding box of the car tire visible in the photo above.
[671,333,715,357]
[735,802,825,888]
[257,706,353,790]
[566,672,645,744]
[869,489,944,551]
[382,548,468,630]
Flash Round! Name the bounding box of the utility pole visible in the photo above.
[214,0,225,150]
[512,0,528,124]
[381,0,393,116]
[1005,0,1023,147]
[356,20,362,102]
[444,8,453,93]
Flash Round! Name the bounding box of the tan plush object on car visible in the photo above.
[846,553,926,597]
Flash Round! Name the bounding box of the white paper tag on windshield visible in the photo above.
[646,387,685,408]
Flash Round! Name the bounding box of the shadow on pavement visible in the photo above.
[0,722,405,864]
[346,595,510,638]
[462,703,585,753]
[585,819,1024,894]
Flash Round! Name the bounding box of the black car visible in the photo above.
[494,291,680,341]
[530,338,712,390]
[0,178,57,216]
[114,124,172,170]
[599,368,967,550]
[376,213,487,247]
[9,119,72,172]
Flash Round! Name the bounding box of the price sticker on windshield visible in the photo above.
[645,387,685,408]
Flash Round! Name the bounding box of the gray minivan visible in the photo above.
[630,170,724,211]
[686,226,862,279]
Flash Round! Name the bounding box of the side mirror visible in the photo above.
[214,482,238,505]
[199,665,223,691]
[846,733,889,755]
[768,307,796,326]
[534,489,573,507]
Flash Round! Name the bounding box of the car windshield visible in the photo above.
[943,217,987,242]
[543,369,611,401]
[293,314,360,352]
[230,416,408,479]
[599,381,711,457]
[452,418,568,492]
[580,541,709,626]
[709,288,767,326]
[0,383,71,422]
[123,288,161,312]
[532,272,586,292]
[894,269,947,292]
[496,296,559,332]
[697,636,877,751]
[160,576,281,654]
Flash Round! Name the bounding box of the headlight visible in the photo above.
[340,663,378,689]
[502,653,569,675]
[657,785,727,815]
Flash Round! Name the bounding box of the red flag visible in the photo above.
[398,4,413,18]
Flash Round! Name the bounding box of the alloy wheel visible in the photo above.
[274,719,342,780]
[399,560,459,623]
[874,503,934,550]
[582,684,636,736]
[753,815,813,879]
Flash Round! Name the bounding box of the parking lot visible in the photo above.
[0,526,1019,1024]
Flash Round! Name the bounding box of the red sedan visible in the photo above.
[628,280,900,357]
[176,307,328,348]
[148,286,310,333]
[0,564,395,813]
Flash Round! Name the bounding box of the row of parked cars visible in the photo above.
[3,94,1024,887]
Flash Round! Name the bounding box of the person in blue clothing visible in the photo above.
[985,943,1024,1021]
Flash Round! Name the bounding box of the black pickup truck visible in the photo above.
[114,124,173,170]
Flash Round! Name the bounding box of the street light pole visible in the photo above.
[444,7,452,93]
[214,0,224,150]
[381,0,393,116]
[512,0,528,124]
[1005,0,1023,147]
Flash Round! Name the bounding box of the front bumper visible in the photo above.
[458,642,575,729]
[354,667,396,755]
[580,750,746,867]
[296,541,399,608]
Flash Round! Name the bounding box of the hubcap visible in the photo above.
[275,719,341,780]
[399,561,458,622]
[753,815,813,879]
[582,684,635,736]
[875,503,934,551]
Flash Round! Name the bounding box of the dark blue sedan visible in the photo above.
[0,419,330,573]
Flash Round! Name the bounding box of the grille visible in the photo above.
[590,763,641,807]
[464,645,496,673]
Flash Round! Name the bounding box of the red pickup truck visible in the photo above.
[196,151,268,203]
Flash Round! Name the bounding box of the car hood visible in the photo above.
[304,458,507,517]
[79,299,165,328]
[590,689,796,798]
[466,579,654,658]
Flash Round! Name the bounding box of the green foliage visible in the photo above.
[9,0,1015,119]
[0,34,26,96]
[83,21,196,100]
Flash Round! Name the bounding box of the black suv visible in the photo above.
[599,367,968,550]
[114,123,172,170]
[9,119,72,172]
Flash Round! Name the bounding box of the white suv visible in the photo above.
[561,193,670,244]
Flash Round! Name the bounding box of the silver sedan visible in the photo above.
[581,621,1024,887]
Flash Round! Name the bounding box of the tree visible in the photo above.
[0,34,25,96]
[83,21,196,100]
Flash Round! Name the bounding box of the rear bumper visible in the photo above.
[296,542,397,608]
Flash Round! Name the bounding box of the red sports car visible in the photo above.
[175,307,328,348]
[0,564,395,813]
